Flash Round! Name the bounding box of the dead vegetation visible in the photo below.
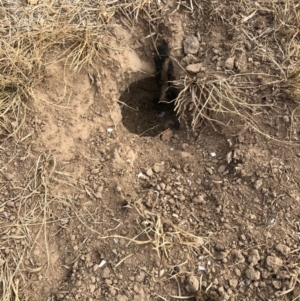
[172,0,300,144]
[1,0,300,300]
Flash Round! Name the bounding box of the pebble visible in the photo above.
[225,57,235,70]
[182,54,199,66]
[275,244,290,256]
[153,163,163,173]
[135,272,145,283]
[248,249,260,265]
[5,173,14,181]
[185,275,199,293]
[245,267,261,280]
[116,294,128,301]
[186,63,202,73]
[101,267,111,278]
[183,35,200,54]
[272,280,282,289]
[146,168,153,177]
[217,165,226,173]
[89,284,96,293]
[254,179,263,190]
[229,278,238,288]
[266,256,283,270]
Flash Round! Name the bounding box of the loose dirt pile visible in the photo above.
[1,1,300,301]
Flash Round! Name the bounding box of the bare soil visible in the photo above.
[1,1,300,301]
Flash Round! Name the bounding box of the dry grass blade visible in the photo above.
[174,75,263,129]
[0,260,20,301]
[0,151,83,299]
[133,201,209,259]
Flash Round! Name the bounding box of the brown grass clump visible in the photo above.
[173,74,269,134]
[0,0,159,140]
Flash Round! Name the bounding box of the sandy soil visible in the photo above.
[1,1,300,301]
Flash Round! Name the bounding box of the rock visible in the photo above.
[182,54,199,66]
[89,284,96,293]
[234,268,241,277]
[135,271,145,283]
[275,244,290,256]
[192,194,206,204]
[116,294,128,301]
[245,267,260,281]
[5,173,14,181]
[225,57,235,70]
[254,179,263,190]
[217,165,226,173]
[266,256,283,270]
[146,168,153,177]
[185,275,199,293]
[229,278,238,288]
[153,163,163,173]
[272,280,282,289]
[183,35,200,54]
[248,249,260,265]
[231,250,245,263]
[283,115,289,123]
[101,267,111,278]
[186,63,202,73]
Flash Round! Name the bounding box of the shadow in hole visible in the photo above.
[119,77,178,137]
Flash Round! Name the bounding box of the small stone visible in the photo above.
[101,267,111,278]
[283,115,289,123]
[248,249,260,265]
[116,294,128,301]
[153,163,163,173]
[186,63,202,73]
[89,284,96,293]
[266,256,283,270]
[275,244,290,256]
[245,267,260,280]
[272,280,282,289]
[5,173,14,181]
[225,57,235,70]
[229,278,238,288]
[182,54,199,66]
[192,194,206,204]
[146,168,153,177]
[183,35,200,54]
[231,250,245,263]
[109,287,117,296]
[135,272,145,283]
[6,201,14,207]
[217,165,226,173]
[234,268,241,277]
[185,275,199,293]
[206,167,213,175]
[254,179,263,190]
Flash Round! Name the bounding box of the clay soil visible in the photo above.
[1,1,300,301]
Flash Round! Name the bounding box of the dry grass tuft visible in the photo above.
[173,74,270,134]
[0,0,159,139]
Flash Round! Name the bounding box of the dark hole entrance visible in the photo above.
[119,77,178,137]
